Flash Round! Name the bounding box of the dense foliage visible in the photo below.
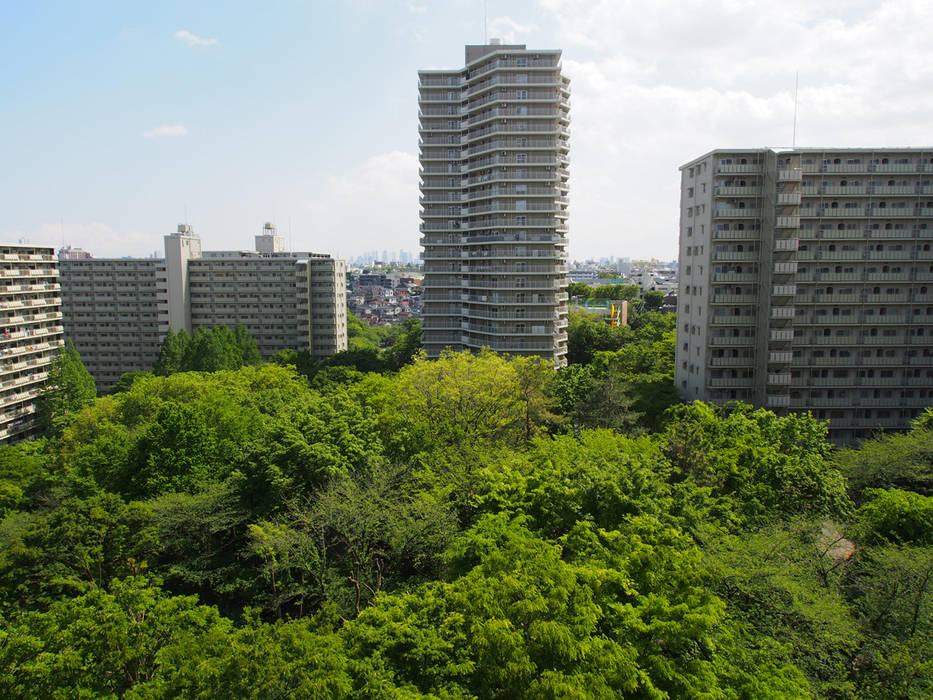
[153,325,261,376]
[1,342,931,697]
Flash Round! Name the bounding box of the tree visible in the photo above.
[834,421,933,500]
[854,488,933,545]
[36,341,97,434]
[0,577,227,698]
[342,515,809,698]
[153,328,189,376]
[249,463,456,619]
[233,323,261,366]
[642,289,665,311]
[566,309,634,364]
[108,371,154,395]
[590,283,641,301]
[382,318,422,371]
[0,492,157,610]
[183,326,242,372]
[661,402,850,528]
[566,281,592,299]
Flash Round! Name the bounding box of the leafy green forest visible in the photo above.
[1,310,932,698]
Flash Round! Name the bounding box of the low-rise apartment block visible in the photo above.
[61,224,348,391]
[0,244,64,442]
[677,148,933,443]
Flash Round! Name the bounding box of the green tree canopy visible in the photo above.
[36,341,97,433]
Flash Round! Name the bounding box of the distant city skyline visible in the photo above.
[4,1,932,261]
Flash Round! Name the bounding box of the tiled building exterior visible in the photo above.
[0,244,64,442]
[678,148,933,443]
[419,42,571,365]
[61,225,347,392]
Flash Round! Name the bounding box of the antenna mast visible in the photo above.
[484,0,487,43]
[792,72,799,148]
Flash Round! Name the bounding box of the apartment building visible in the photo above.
[61,224,347,391]
[419,41,571,366]
[678,148,933,443]
[59,257,166,391]
[0,244,64,442]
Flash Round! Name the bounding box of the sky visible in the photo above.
[2,0,932,262]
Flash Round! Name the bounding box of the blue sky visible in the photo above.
[3,1,932,261]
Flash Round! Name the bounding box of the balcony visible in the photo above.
[715,208,760,218]
[821,186,869,196]
[709,357,754,367]
[708,377,753,387]
[711,294,756,304]
[711,273,758,282]
[715,186,761,196]
[819,208,869,218]
[710,336,756,346]
[777,192,802,205]
[717,164,760,174]
[822,164,869,173]
[713,229,759,240]
[710,316,757,325]
[713,251,758,261]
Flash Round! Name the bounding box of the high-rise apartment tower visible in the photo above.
[0,244,63,442]
[419,42,570,365]
[677,148,933,443]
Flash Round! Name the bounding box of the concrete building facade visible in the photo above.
[419,41,570,365]
[59,257,166,392]
[677,148,933,442]
[61,224,348,391]
[0,244,64,442]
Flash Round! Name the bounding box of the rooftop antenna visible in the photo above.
[60,217,65,249]
[484,0,487,43]
[792,71,799,149]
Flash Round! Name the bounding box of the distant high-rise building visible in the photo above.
[419,41,570,365]
[57,245,93,260]
[677,147,933,443]
[0,244,63,442]
[61,224,347,391]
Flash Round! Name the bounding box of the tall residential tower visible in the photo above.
[419,42,570,365]
[0,244,63,442]
[677,148,933,443]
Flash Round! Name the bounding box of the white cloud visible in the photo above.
[488,16,538,44]
[307,150,420,256]
[406,2,427,14]
[4,222,162,259]
[174,29,220,47]
[141,125,188,140]
[535,0,933,259]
